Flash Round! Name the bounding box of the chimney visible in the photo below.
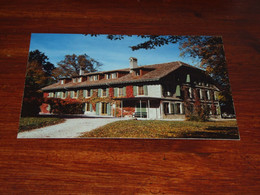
[129,57,138,72]
[79,69,84,76]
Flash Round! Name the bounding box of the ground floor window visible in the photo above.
[163,102,169,114]
[101,102,108,114]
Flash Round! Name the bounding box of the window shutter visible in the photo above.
[98,89,101,97]
[144,85,148,95]
[90,103,93,112]
[133,86,137,96]
[83,90,86,98]
[186,74,191,83]
[96,103,100,115]
[106,88,109,96]
[90,89,93,96]
[176,85,181,96]
[123,87,126,96]
[107,103,111,115]
[114,88,118,97]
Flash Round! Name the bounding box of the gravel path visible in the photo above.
[17,117,129,138]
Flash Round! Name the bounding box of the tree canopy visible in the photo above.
[22,50,55,116]
[52,54,102,79]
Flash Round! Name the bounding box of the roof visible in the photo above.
[42,61,201,91]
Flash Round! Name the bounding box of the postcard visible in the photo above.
[17,34,239,139]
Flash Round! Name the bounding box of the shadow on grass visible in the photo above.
[37,114,117,119]
[206,126,238,131]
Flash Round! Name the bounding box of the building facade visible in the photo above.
[41,58,221,119]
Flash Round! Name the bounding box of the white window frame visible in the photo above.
[61,80,64,84]
[102,88,107,97]
[93,75,98,81]
[48,92,54,98]
[111,73,117,79]
[137,86,144,96]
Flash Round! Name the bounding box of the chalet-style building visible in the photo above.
[41,58,221,119]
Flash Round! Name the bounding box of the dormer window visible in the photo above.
[111,73,117,79]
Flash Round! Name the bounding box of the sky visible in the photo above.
[29,33,198,71]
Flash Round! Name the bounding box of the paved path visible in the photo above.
[17,118,129,138]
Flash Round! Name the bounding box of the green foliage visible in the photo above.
[22,50,55,117]
[52,54,103,79]
[19,117,65,132]
[80,120,239,139]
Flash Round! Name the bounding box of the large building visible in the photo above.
[41,58,221,119]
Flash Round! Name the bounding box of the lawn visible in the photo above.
[80,120,239,139]
[19,117,65,132]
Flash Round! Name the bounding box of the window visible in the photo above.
[118,87,124,96]
[101,102,108,114]
[163,103,169,114]
[78,77,82,82]
[91,75,98,81]
[135,70,140,76]
[87,89,91,97]
[138,86,144,95]
[73,91,78,98]
[48,92,54,98]
[106,74,111,79]
[61,80,64,84]
[170,104,174,114]
[72,78,77,83]
[176,103,181,114]
[111,73,117,79]
[102,88,107,97]
[62,92,66,99]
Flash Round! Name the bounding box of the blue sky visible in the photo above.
[29,33,198,71]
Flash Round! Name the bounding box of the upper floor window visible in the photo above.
[135,70,140,76]
[111,73,117,79]
[138,86,144,95]
[61,80,64,84]
[78,77,82,82]
[48,92,54,98]
[118,87,124,96]
[106,74,111,79]
[93,75,98,81]
[72,78,77,83]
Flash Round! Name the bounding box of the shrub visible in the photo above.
[45,98,84,114]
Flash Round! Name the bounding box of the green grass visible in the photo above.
[19,117,65,132]
[80,120,239,139]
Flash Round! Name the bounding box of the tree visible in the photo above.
[52,54,102,79]
[21,50,55,116]
[28,49,55,76]
[99,35,234,114]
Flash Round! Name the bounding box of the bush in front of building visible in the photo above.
[45,98,84,114]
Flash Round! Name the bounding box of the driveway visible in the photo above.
[17,117,129,138]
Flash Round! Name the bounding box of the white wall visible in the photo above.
[147,84,162,98]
